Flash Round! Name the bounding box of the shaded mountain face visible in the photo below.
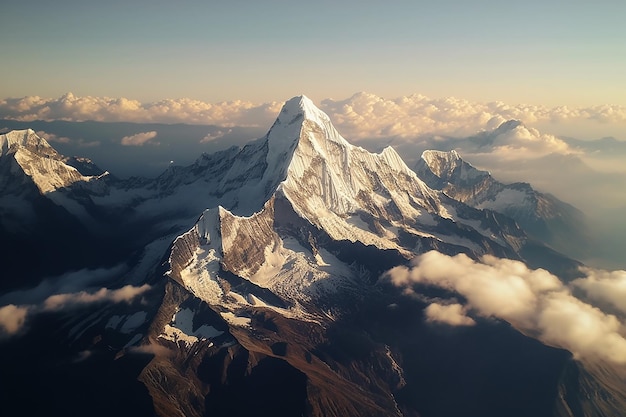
[415,149,590,261]
[0,130,125,288]
[1,98,623,417]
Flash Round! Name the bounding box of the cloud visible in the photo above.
[127,343,174,358]
[121,131,158,146]
[2,92,624,140]
[573,268,626,314]
[424,303,476,326]
[0,284,150,338]
[36,130,71,144]
[385,251,626,364]
[42,284,151,311]
[0,92,282,127]
[320,92,626,140]
[480,123,573,158]
[0,264,150,338]
[0,304,29,336]
[34,130,100,148]
[0,265,129,306]
[536,292,626,364]
[200,129,232,143]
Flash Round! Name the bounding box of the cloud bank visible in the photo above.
[2,92,625,140]
[321,92,626,139]
[385,251,626,364]
[0,92,282,127]
[35,130,71,144]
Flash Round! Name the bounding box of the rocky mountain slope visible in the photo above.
[415,149,590,260]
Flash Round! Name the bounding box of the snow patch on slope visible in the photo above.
[159,307,223,347]
[421,150,487,182]
[169,208,225,304]
[476,188,530,212]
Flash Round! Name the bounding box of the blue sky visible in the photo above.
[1,0,625,106]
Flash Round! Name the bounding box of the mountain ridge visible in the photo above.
[415,148,590,260]
[0,97,620,417]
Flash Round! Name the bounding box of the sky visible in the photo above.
[1,1,625,106]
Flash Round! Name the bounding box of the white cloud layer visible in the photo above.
[121,131,158,146]
[2,92,625,140]
[321,92,626,139]
[385,251,626,364]
[0,92,282,127]
[482,123,573,158]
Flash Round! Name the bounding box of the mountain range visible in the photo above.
[415,149,590,260]
[1,96,624,417]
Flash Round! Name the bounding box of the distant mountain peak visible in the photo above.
[419,149,487,183]
[0,129,55,157]
[0,128,108,203]
[494,119,524,135]
[415,149,588,257]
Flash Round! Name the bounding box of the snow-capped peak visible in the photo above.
[420,150,461,178]
[270,96,454,249]
[493,119,523,136]
[0,128,107,204]
[418,149,488,184]
[272,94,349,148]
[0,129,56,157]
[277,95,330,126]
